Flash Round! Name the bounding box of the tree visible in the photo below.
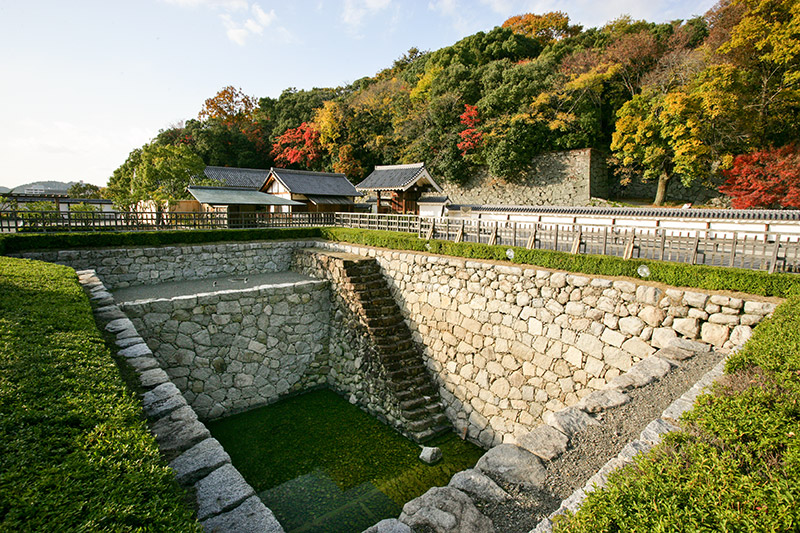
[271,122,325,170]
[610,89,713,205]
[502,12,582,46]
[198,86,257,127]
[67,181,102,199]
[719,144,800,208]
[457,104,483,156]
[107,147,143,210]
[130,144,207,210]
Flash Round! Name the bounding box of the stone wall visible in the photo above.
[611,173,723,205]
[440,148,607,207]
[121,280,330,419]
[312,242,776,448]
[18,241,312,289]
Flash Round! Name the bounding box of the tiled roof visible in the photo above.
[188,186,303,206]
[204,166,269,189]
[444,204,800,220]
[269,168,360,197]
[356,163,429,191]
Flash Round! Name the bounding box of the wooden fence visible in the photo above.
[3,210,800,273]
[0,210,335,233]
[411,216,800,274]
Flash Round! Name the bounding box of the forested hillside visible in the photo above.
[108,0,799,208]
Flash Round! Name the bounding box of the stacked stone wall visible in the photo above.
[313,242,776,448]
[121,280,330,419]
[440,148,607,207]
[18,241,311,289]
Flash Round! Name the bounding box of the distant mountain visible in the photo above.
[10,181,76,195]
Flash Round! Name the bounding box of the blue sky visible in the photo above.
[0,0,717,189]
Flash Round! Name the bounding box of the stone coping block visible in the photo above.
[195,464,256,521]
[577,389,629,414]
[448,468,512,504]
[201,496,284,533]
[169,438,231,486]
[514,424,568,462]
[151,406,210,460]
[138,367,170,389]
[542,407,598,439]
[475,444,546,490]
[118,343,153,359]
[105,317,135,334]
[142,382,187,420]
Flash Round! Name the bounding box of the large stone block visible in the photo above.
[701,323,730,347]
[475,444,546,490]
[195,464,255,521]
[514,424,568,461]
[448,468,511,503]
[400,486,494,533]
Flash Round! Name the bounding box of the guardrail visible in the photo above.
[3,210,800,273]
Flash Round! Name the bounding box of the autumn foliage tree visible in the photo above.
[457,104,483,156]
[271,122,325,170]
[198,86,257,127]
[719,145,800,208]
[502,12,581,45]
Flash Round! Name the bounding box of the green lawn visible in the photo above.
[0,256,199,532]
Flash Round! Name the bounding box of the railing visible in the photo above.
[3,210,800,273]
[414,217,800,274]
[0,210,335,232]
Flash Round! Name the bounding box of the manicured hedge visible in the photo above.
[321,228,800,298]
[0,257,200,531]
[0,227,324,254]
[554,297,800,532]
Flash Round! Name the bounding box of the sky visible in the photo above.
[0,0,718,190]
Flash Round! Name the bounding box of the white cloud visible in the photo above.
[342,0,392,32]
[163,0,281,45]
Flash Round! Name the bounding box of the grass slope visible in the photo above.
[0,257,199,532]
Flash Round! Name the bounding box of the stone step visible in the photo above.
[402,407,432,421]
[400,396,428,411]
[364,315,405,329]
[388,364,427,381]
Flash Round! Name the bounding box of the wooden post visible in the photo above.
[623,232,636,260]
[602,227,608,256]
[729,233,738,267]
[553,224,559,252]
[489,222,498,246]
[455,220,464,243]
[768,235,780,274]
[658,229,666,261]
[690,234,700,265]
[526,223,537,249]
[477,219,481,244]
[446,218,450,242]
[426,221,435,240]
[512,222,517,247]
[570,225,582,254]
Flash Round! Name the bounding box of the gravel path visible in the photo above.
[481,348,725,533]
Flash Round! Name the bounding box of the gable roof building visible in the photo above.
[263,168,360,212]
[356,163,444,214]
[203,166,270,189]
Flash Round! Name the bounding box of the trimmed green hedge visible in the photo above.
[554,296,800,533]
[321,228,800,298]
[0,227,324,254]
[3,226,799,297]
[0,257,200,531]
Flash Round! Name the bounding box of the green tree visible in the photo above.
[611,88,713,205]
[67,182,102,199]
[130,144,207,210]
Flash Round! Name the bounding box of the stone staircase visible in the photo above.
[337,258,451,443]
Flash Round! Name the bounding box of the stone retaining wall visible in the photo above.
[18,241,310,289]
[121,280,330,419]
[311,242,776,448]
[440,148,607,207]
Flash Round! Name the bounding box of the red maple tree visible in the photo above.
[719,144,800,209]
[271,122,323,168]
[457,104,483,156]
